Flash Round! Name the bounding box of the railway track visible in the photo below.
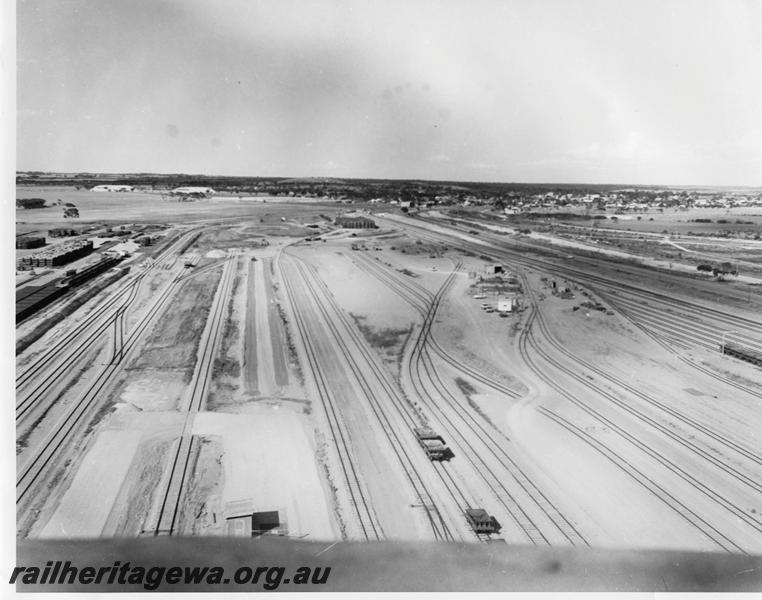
[353,252,587,545]
[16,268,151,422]
[16,227,204,414]
[402,263,588,546]
[277,255,383,541]
[149,257,236,536]
[415,213,762,332]
[536,406,748,554]
[353,252,522,399]
[375,216,762,464]
[599,291,762,400]
[16,268,188,505]
[285,254,460,541]
[516,282,762,553]
[379,214,762,347]
[521,272,762,478]
[599,291,762,355]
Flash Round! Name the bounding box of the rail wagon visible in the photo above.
[465,508,501,534]
[414,427,454,461]
[721,341,762,367]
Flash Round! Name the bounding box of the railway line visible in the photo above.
[378,213,762,424]
[149,256,237,536]
[516,278,762,554]
[597,291,762,400]
[16,267,150,422]
[402,264,588,546]
[16,228,204,420]
[599,291,762,355]
[16,267,188,506]
[352,252,522,399]
[526,286,762,478]
[417,213,762,328]
[378,214,762,349]
[284,253,464,541]
[277,254,383,541]
[352,252,587,545]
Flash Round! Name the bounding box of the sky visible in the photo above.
[15,0,762,185]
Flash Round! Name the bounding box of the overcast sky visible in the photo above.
[16,0,762,185]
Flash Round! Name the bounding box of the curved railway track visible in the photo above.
[520,273,762,477]
[412,213,762,333]
[599,291,762,355]
[353,252,522,399]
[381,215,762,349]
[515,279,761,553]
[376,217,762,467]
[16,269,187,505]
[402,264,588,546]
[286,254,461,541]
[598,292,762,401]
[17,228,205,421]
[16,268,149,421]
[352,252,588,545]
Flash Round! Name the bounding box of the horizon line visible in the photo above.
[15,170,762,190]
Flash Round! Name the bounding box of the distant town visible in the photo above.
[16,171,762,213]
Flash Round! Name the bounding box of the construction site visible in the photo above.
[13,187,762,562]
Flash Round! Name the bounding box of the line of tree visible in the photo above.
[16,198,46,209]
[697,262,738,279]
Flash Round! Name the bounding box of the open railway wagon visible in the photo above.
[414,426,454,461]
[721,341,762,367]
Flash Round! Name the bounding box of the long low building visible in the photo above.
[91,185,134,192]
[335,215,377,229]
[17,239,94,267]
[16,236,46,249]
[171,186,215,196]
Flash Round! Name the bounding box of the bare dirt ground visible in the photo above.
[188,403,337,540]
[16,196,762,555]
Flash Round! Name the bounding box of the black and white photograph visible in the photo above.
[5,0,762,593]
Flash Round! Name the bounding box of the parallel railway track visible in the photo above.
[150,257,236,536]
[17,269,187,505]
[379,214,762,349]
[286,254,459,541]
[353,252,588,546]
[516,278,762,554]
[278,255,383,541]
[17,228,205,421]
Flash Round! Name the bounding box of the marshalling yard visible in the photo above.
[14,186,762,554]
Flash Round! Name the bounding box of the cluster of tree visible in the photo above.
[16,198,46,209]
[697,262,738,279]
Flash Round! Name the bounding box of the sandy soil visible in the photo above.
[280,255,461,541]
[16,186,339,228]
[252,259,277,395]
[38,429,142,538]
[130,267,222,378]
[18,201,762,554]
[191,403,338,540]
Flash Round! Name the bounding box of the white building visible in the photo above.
[91,185,134,192]
[497,296,519,313]
[171,186,215,195]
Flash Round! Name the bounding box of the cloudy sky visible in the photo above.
[16,0,762,184]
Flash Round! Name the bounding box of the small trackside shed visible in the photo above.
[465,508,501,534]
